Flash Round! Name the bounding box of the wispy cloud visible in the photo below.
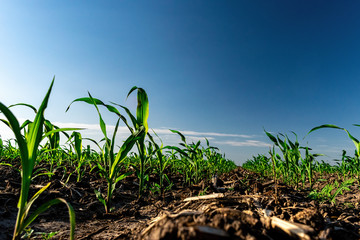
[0,121,267,149]
[51,123,254,138]
[176,130,253,138]
[214,140,271,147]
[148,128,253,138]
[52,123,263,147]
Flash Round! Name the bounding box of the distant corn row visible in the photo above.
[243,127,360,204]
[0,78,236,239]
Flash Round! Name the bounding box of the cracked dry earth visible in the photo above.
[1,165,360,240]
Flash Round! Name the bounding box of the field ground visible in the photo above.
[1,165,360,240]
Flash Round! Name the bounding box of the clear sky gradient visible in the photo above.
[1,1,360,165]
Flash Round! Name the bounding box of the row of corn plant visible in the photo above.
[0,78,237,240]
[164,129,236,186]
[243,130,323,190]
[243,126,360,205]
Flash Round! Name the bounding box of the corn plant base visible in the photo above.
[1,164,360,239]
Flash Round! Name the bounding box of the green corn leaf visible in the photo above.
[307,124,343,135]
[127,86,138,98]
[114,171,133,184]
[163,145,189,158]
[343,130,360,157]
[43,128,84,139]
[277,136,287,151]
[170,129,187,144]
[149,129,163,145]
[287,137,297,150]
[94,189,107,206]
[308,124,360,156]
[2,79,57,240]
[0,102,30,212]
[0,103,28,162]
[264,130,278,146]
[179,143,187,148]
[22,198,75,240]
[43,120,60,150]
[66,97,107,112]
[104,104,132,130]
[109,118,121,166]
[164,174,171,184]
[70,131,82,159]
[0,118,11,128]
[23,182,51,219]
[20,120,32,130]
[194,140,201,150]
[313,153,324,157]
[133,87,149,133]
[9,103,38,113]
[94,163,110,182]
[208,146,219,151]
[67,97,132,133]
[86,93,108,140]
[111,103,138,132]
[205,138,210,147]
[130,163,139,175]
[109,127,144,180]
[26,79,54,168]
[83,137,103,153]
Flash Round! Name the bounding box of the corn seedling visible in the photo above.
[309,179,355,204]
[165,129,235,185]
[0,79,76,240]
[67,92,144,212]
[111,87,149,199]
[269,146,279,203]
[66,131,91,182]
[243,154,272,175]
[147,131,172,198]
[67,87,150,199]
[263,130,323,189]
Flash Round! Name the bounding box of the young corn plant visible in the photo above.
[7,100,76,182]
[40,120,67,179]
[68,87,150,199]
[164,130,195,185]
[0,139,20,168]
[243,154,272,176]
[203,138,223,176]
[300,147,323,189]
[264,130,321,189]
[334,150,359,179]
[314,160,335,176]
[265,130,302,187]
[67,92,144,212]
[147,131,172,198]
[66,131,88,182]
[309,179,355,204]
[110,87,149,199]
[165,130,212,185]
[0,79,76,240]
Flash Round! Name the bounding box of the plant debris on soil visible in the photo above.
[1,165,360,240]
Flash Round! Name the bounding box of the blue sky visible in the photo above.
[1,1,360,165]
